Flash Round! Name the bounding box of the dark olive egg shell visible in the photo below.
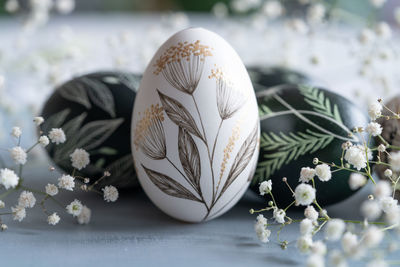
[41,71,141,188]
[250,85,372,207]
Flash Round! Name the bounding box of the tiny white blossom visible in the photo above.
[11,205,26,222]
[45,183,58,196]
[344,145,367,170]
[10,146,27,165]
[47,212,60,225]
[370,0,386,8]
[48,128,66,144]
[66,199,83,217]
[389,151,400,172]
[11,127,22,138]
[102,185,119,202]
[58,174,75,191]
[315,164,331,182]
[358,28,375,45]
[365,122,382,136]
[300,167,315,183]
[18,191,36,208]
[70,148,90,170]
[287,18,309,34]
[307,3,325,24]
[379,196,398,213]
[295,183,316,206]
[259,180,272,196]
[273,208,286,224]
[368,101,383,120]
[348,173,367,190]
[385,206,400,224]
[212,2,228,19]
[55,0,75,14]
[1,224,7,231]
[304,205,319,221]
[306,254,324,267]
[361,200,382,220]
[375,21,392,40]
[5,0,19,13]
[0,200,4,208]
[297,235,313,253]
[384,169,392,177]
[341,232,358,255]
[300,218,314,236]
[261,0,283,19]
[325,219,345,241]
[0,168,19,189]
[362,226,384,248]
[378,144,386,152]
[367,259,388,267]
[373,180,392,199]
[33,116,44,126]
[38,136,49,147]
[311,240,327,256]
[77,205,91,224]
[329,250,347,267]
[254,214,270,243]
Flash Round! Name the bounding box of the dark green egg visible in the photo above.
[41,71,141,189]
[247,66,313,92]
[250,84,371,206]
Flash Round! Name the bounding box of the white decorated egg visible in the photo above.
[131,28,259,222]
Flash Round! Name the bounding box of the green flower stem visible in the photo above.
[26,142,39,153]
[269,191,278,207]
[0,189,15,200]
[312,220,327,235]
[284,201,296,212]
[319,160,368,176]
[370,161,392,167]
[0,212,13,216]
[19,185,64,208]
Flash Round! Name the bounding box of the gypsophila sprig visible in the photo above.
[250,99,400,265]
[0,118,120,230]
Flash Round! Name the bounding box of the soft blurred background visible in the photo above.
[1,0,400,160]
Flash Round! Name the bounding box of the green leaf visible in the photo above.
[253,129,334,184]
[299,85,344,125]
[97,147,118,155]
[258,104,273,117]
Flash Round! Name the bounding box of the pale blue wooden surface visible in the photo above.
[0,165,389,267]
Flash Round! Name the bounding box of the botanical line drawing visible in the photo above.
[135,40,257,220]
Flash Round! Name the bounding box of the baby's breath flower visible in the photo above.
[368,101,383,120]
[385,207,400,224]
[348,173,367,190]
[341,231,359,255]
[329,250,347,267]
[313,158,319,165]
[295,183,316,206]
[261,0,283,19]
[297,235,313,253]
[47,212,60,225]
[66,199,82,217]
[5,0,19,13]
[77,205,91,224]
[375,21,392,40]
[0,200,4,208]
[254,214,270,243]
[306,254,324,267]
[365,122,382,136]
[102,185,119,202]
[344,145,367,170]
[311,240,327,256]
[361,200,382,220]
[379,196,398,213]
[259,180,272,196]
[33,116,44,126]
[342,141,353,150]
[358,28,375,45]
[45,183,58,196]
[307,3,325,24]
[367,259,388,267]
[273,208,286,224]
[362,226,384,248]
[299,167,315,183]
[389,151,400,172]
[315,164,331,182]
[11,205,26,222]
[38,136,49,147]
[287,18,309,34]
[304,206,319,221]
[10,146,27,165]
[58,174,75,191]
[378,144,386,152]
[370,0,386,8]
[300,218,314,236]
[70,148,90,170]
[55,0,75,14]
[48,128,66,144]
[1,224,7,231]
[0,168,19,189]
[325,219,345,241]
[18,191,36,208]
[373,180,392,199]
[383,170,392,180]
[11,126,22,138]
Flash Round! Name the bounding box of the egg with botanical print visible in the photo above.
[41,71,141,189]
[251,85,371,207]
[132,28,259,222]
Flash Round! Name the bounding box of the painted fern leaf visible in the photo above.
[258,104,273,117]
[253,129,334,184]
[299,85,343,125]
